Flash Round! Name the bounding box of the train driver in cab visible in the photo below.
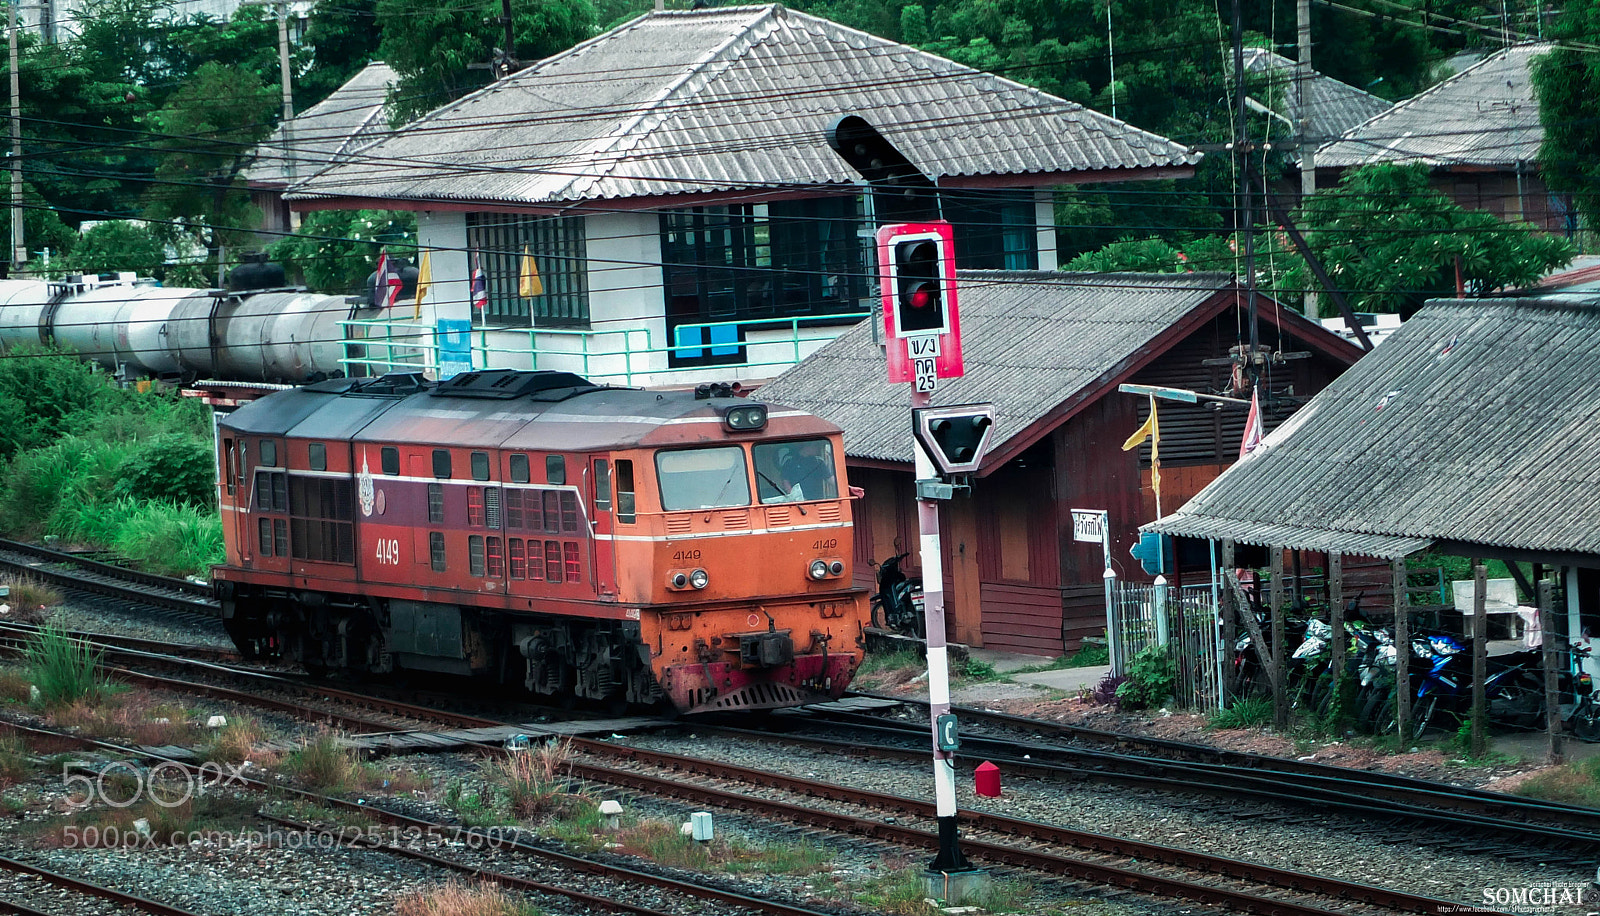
[757,439,837,504]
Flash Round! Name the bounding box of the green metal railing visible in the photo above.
[339,312,870,385]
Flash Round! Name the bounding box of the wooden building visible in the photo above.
[759,271,1363,655]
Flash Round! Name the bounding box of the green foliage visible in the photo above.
[959,657,998,680]
[269,210,418,294]
[1513,754,1600,806]
[297,0,381,108]
[1274,164,1576,315]
[1115,644,1177,710]
[109,502,223,578]
[376,0,597,122]
[1209,696,1273,729]
[68,221,169,278]
[1532,2,1600,228]
[0,348,110,460]
[1063,640,1109,668]
[110,434,215,509]
[24,627,107,707]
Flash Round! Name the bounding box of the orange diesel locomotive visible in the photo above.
[212,370,869,713]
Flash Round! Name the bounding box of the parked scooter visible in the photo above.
[870,553,925,638]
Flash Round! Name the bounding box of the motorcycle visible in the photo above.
[870,552,925,638]
[1566,640,1600,742]
[1407,633,1547,739]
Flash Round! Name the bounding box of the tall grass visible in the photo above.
[394,882,542,916]
[111,503,222,578]
[23,626,106,707]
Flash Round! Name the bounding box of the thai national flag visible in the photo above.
[374,252,403,308]
[471,257,489,313]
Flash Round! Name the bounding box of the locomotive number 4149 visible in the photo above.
[374,538,401,565]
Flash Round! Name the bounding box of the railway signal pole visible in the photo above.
[827,115,990,903]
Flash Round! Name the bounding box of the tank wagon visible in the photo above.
[0,262,379,383]
[212,369,869,713]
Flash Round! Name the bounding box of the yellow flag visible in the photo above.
[518,247,543,298]
[412,250,432,319]
[1122,396,1162,515]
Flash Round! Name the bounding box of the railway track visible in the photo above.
[0,537,217,619]
[0,851,208,916]
[0,720,845,916]
[841,693,1600,844]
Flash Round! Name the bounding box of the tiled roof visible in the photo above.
[245,62,397,187]
[1149,295,1600,560]
[1316,45,1549,169]
[1241,49,1391,143]
[287,5,1198,206]
[759,272,1242,468]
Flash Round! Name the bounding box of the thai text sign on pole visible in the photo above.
[878,221,964,390]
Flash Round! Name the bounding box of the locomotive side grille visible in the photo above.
[767,507,791,527]
[665,514,692,534]
[815,504,840,522]
[721,510,749,530]
[700,681,817,711]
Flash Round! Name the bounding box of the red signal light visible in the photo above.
[908,285,933,309]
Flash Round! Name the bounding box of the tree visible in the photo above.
[376,0,597,122]
[1274,164,1575,314]
[68,220,168,278]
[1533,0,1600,229]
[268,209,417,294]
[298,0,383,109]
[141,62,275,266]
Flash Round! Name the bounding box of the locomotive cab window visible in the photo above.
[656,447,749,511]
[510,454,530,484]
[754,439,837,504]
[593,459,611,511]
[308,443,327,472]
[259,439,277,468]
[381,447,399,476]
[546,455,565,485]
[433,449,452,478]
[471,452,490,481]
[615,460,636,524]
[223,439,236,495]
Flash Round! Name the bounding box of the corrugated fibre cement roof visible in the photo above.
[758,271,1235,467]
[1148,296,1600,561]
[287,5,1197,206]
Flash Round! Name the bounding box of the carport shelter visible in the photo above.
[1147,295,1600,640]
[759,271,1361,653]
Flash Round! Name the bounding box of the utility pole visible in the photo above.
[8,0,24,273]
[1297,0,1318,318]
[242,0,297,186]
[1230,0,1257,357]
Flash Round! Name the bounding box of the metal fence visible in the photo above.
[1109,581,1224,710]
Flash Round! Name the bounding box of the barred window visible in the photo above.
[273,519,288,558]
[485,488,501,530]
[258,517,273,556]
[560,492,580,533]
[466,212,588,326]
[563,541,581,582]
[289,476,355,564]
[505,489,524,530]
[469,535,485,577]
[544,540,562,583]
[428,484,444,524]
[255,470,288,512]
[487,537,504,578]
[509,538,526,579]
[429,532,446,572]
[542,491,560,534]
[467,488,485,527]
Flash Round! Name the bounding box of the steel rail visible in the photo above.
[0,721,838,916]
[0,851,208,916]
[852,691,1600,831]
[570,746,1496,916]
[0,541,217,618]
[739,716,1600,850]
[0,538,210,599]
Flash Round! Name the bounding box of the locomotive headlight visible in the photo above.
[722,404,767,431]
[670,572,689,589]
[808,559,829,580]
[828,560,844,576]
[689,568,709,589]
